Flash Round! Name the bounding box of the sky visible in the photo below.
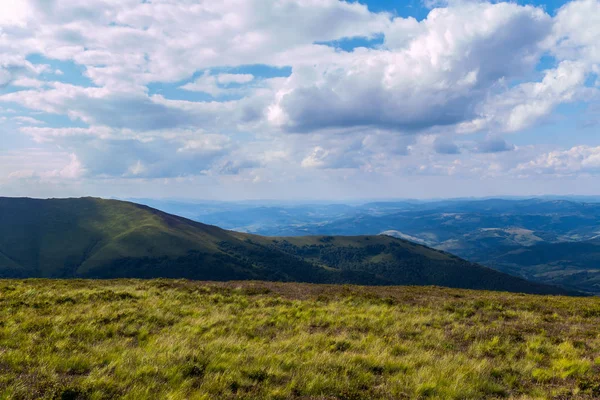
[0,0,599,200]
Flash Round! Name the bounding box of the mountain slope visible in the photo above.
[0,197,578,295]
[480,240,600,294]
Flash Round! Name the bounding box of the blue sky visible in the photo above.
[0,0,599,200]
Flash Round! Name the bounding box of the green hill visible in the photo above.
[0,197,577,295]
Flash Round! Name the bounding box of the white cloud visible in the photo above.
[51,153,84,179]
[552,0,600,68]
[11,77,46,88]
[462,0,600,134]
[1,0,600,196]
[127,160,146,177]
[177,134,231,154]
[0,55,47,88]
[181,72,223,96]
[0,0,389,90]
[2,150,84,181]
[516,145,600,176]
[269,2,552,133]
[507,62,590,132]
[2,0,593,141]
[20,126,116,142]
[13,125,242,179]
[1,83,251,132]
[0,2,31,27]
[217,73,254,85]
[477,60,592,133]
[301,146,330,169]
[12,116,45,125]
[180,72,259,97]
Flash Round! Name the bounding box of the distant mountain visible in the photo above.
[0,197,576,295]
[131,197,600,294]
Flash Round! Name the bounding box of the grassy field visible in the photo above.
[0,280,599,399]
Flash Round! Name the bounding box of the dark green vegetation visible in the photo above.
[0,197,575,295]
[1,280,599,399]
[481,239,600,295]
[144,198,600,294]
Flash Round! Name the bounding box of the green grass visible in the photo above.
[1,280,599,399]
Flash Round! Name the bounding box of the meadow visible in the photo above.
[0,280,599,399]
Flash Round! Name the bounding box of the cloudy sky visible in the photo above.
[1,0,599,200]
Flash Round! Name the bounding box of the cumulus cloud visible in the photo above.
[479,60,592,133]
[0,0,389,89]
[269,2,552,133]
[552,0,600,68]
[1,0,599,196]
[53,153,85,179]
[516,145,600,175]
[0,55,47,88]
[1,150,84,181]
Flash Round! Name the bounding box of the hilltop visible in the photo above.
[0,197,577,295]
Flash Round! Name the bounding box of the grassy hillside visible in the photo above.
[0,197,576,295]
[0,280,599,399]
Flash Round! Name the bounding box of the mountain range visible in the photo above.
[0,197,577,295]
[132,197,600,294]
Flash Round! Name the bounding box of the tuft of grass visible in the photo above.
[0,279,599,399]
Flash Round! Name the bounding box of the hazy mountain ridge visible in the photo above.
[0,197,577,295]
